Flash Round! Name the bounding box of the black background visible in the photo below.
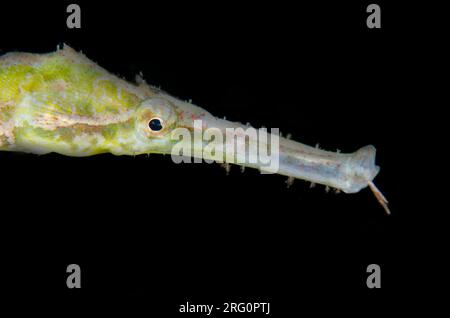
[0,0,435,315]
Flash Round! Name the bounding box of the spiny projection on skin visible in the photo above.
[0,44,389,214]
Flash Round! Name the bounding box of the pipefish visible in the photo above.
[0,45,389,214]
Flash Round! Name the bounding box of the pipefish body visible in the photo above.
[0,45,389,214]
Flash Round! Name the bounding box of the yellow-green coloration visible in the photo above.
[0,44,207,156]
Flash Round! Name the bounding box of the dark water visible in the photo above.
[0,1,436,315]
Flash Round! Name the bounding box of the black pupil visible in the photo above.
[149,119,163,131]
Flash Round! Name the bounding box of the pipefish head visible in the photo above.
[113,94,392,215]
[123,94,213,156]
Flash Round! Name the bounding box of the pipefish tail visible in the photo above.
[0,44,389,214]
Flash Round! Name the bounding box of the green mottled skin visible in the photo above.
[0,45,208,156]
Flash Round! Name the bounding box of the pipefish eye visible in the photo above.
[148,118,163,132]
[136,97,177,140]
